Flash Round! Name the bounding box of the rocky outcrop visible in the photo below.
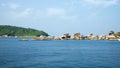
[54,36,62,40]
[71,33,80,40]
[33,35,48,40]
[62,33,71,40]
[33,31,120,41]
[33,35,54,40]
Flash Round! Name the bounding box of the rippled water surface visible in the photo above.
[0,38,120,68]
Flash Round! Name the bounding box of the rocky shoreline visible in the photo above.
[1,31,120,41]
[33,31,120,41]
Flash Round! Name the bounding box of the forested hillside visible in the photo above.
[0,25,49,36]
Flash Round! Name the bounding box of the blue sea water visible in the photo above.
[0,38,120,68]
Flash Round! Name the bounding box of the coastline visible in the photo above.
[0,35,119,41]
[0,31,120,41]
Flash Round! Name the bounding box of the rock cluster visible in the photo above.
[34,31,120,40]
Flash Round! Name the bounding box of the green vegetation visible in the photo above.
[0,25,49,36]
[114,32,120,37]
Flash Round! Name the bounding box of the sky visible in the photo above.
[0,0,120,36]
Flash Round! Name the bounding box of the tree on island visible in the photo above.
[109,30,115,36]
[114,32,120,38]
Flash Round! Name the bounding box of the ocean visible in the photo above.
[0,38,120,68]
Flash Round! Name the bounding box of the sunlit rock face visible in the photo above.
[71,33,81,40]
[33,35,48,40]
[47,36,55,40]
[98,35,106,40]
[87,33,94,40]
[107,35,117,40]
[54,36,62,40]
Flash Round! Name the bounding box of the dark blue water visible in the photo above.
[0,38,120,68]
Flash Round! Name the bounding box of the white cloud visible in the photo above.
[46,8,76,20]
[9,3,20,9]
[20,8,33,17]
[83,0,118,6]
[4,7,76,21]
[9,8,33,19]
[47,8,66,16]
[1,2,20,9]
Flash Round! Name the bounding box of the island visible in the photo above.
[0,25,49,38]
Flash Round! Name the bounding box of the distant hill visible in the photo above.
[0,25,49,36]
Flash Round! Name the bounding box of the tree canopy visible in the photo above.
[0,25,49,36]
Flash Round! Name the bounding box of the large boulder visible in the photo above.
[71,33,81,40]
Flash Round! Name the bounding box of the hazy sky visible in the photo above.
[0,0,120,36]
